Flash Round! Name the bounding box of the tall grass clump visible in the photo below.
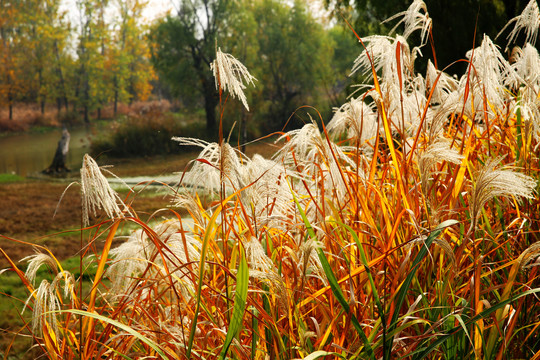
[2,1,540,359]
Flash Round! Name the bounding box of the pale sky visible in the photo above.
[60,0,175,26]
[142,0,175,23]
[60,0,329,26]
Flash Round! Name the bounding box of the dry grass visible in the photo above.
[0,100,174,133]
[2,2,540,359]
[0,104,60,132]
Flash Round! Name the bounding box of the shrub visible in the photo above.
[90,111,207,158]
[0,104,60,132]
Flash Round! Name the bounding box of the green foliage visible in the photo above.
[249,0,335,130]
[150,0,344,133]
[218,243,249,359]
[324,26,361,107]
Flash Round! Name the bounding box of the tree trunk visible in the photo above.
[114,90,118,116]
[43,128,71,174]
[53,40,69,112]
[83,104,89,124]
[113,75,118,116]
[202,74,218,133]
[204,92,217,132]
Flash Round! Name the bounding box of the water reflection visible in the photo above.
[0,127,94,177]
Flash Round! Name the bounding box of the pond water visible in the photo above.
[0,127,94,177]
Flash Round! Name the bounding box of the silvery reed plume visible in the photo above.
[211,47,257,111]
[80,154,132,226]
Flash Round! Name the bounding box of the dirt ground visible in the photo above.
[0,181,177,269]
[0,140,279,268]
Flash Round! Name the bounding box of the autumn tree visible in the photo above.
[0,0,157,125]
[73,0,112,123]
[110,0,155,114]
[0,0,24,120]
[25,0,71,114]
[0,0,72,120]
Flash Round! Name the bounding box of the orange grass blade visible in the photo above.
[292,191,376,359]
[186,190,238,358]
[83,220,120,356]
[449,133,472,208]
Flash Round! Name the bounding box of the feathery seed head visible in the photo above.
[507,44,540,86]
[211,47,257,111]
[80,154,131,226]
[328,97,379,146]
[52,270,75,300]
[518,241,540,270]
[173,138,245,193]
[244,236,275,273]
[384,0,432,45]
[418,138,463,192]
[170,193,206,228]
[107,220,201,297]
[242,155,295,229]
[351,35,393,80]
[498,0,540,50]
[159,233,201,297]
[470,157,537,224]
[23,279,61,338]
[465,35,516,109]
[298,238,326,281]
[513,87,540,139]
[107,236,150,294]
[22,252,59,285]
[249,269,288,310]
[425,60,458,106]
[352,34,416,85]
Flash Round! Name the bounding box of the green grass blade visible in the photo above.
[219,242,249,359]
[411,287,540,359]
[385,220,458,359]
[336,222,384,325]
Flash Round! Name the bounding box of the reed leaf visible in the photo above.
[385,219,458,359]
[60,309,168,359]
[292,192,376,359]
[411,288,540,359]
[219,241,249,359]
